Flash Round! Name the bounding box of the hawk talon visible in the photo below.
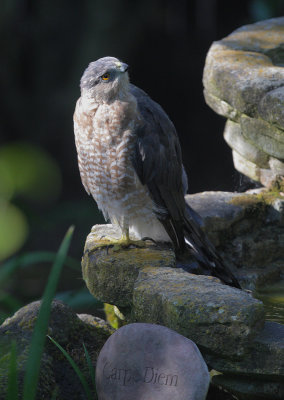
[98,232,147,252]
[141,236,157,245]
[105,244,113,255]
[112,238,147,252]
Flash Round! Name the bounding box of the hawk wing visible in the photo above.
[130,85,241,288]
[130,84,187,250]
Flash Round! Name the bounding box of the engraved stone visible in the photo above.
[96,323,210,400]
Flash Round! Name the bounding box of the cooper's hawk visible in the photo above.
[74,56,240,288]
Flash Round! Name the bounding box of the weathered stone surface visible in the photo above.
[132,267,264,358]
[224,120,269,167]
[232,150,280,188]
[96,323,210,400]
[83,189,281,296]
[203,43,282,117]
[269,157,284,175]
[82,224,175,308]
[185,191,245,245]
[82,222,266,359]
[259,167,279,188]
[203,90,240,121]
[203,17,284,187]
[82,187,284,399]
[205,322,284,379]
[185,191,284,289]
[233,150,263,182]
[258,86,284,130]
[271,197,284,224]
[203,18,284,119]
[235,267,283,291]
[241,115,284,157]
[212,374,284,400]
[0,300,113,400]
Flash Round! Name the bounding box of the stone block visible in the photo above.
[203,17,284,186]
[224,120,269,168]
[82,224,175,308]
[132,267,264,358]
[240,115,284,159]
[96,323,210,400]
[205,322,284,379]
[0,300,113,399]
[258,86,284,130]
[212,374,284,400]
[232,150,261,182]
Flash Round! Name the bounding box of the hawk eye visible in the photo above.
[102,73,110,81]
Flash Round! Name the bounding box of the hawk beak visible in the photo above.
[122,63,129,72]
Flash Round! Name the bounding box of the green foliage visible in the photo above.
[6,341,18,400]
[83,342,97,395]
[104,303,125,329]
[0,142,62,261]
[0,201,28,262]
[48,336,94,400]
[0,250,81,324]
[4,226,102,399]
[0,142,61,204]
[22,226,74,400]
[0,250,103,325]
[1,227,74,400]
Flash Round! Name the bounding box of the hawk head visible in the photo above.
[80,56,129,103]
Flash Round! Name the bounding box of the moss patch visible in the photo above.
[230,189,284,209]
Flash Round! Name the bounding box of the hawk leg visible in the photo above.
[102,227,147,251]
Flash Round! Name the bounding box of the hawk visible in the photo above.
[74,56,240,288]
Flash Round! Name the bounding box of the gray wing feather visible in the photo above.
[130,84,186,249]
[130,84,241,288]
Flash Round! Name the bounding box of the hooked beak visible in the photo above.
[115,61,129,73]
[121,63,129,72]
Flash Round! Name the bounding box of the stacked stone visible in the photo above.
[203,17,284,188]
[82,212,284,399]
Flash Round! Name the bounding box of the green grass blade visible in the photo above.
[6,341,18,400]
[83,342,96,393]
[48,336,93,400]
[22,226,74,400]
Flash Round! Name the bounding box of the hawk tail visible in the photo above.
[180,203,241,289]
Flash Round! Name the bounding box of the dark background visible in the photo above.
[0,0,283,313]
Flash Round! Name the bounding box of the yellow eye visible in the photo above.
[102,73,110,81]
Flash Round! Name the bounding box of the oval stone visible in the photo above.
[96,323,210,400]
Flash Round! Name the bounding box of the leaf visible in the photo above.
[22,226,74,400]
[48,336,93,400]
[6,341,18,400]
[83,342,96,393]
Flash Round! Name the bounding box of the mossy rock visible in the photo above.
[0,300,113,400]
[82,224,176,308]
[203,17,284,187]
